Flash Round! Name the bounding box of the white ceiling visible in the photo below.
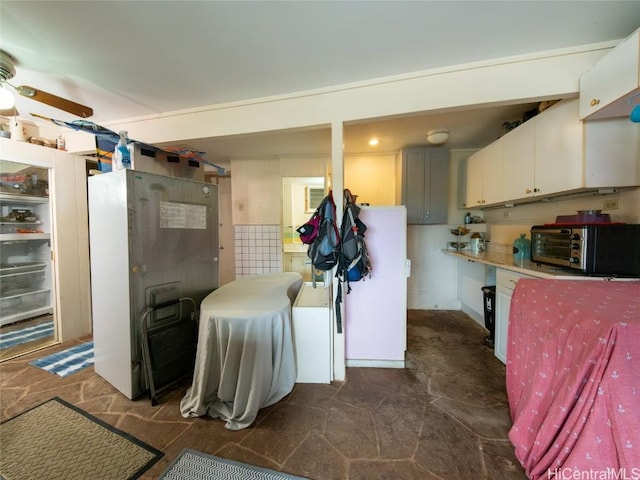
[1,1,639,158]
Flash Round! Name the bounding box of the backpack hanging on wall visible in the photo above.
[338,189,371,284]
[301,190,341,271]
[335,189,371,333]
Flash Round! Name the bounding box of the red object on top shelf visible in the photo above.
[554,213,612,224]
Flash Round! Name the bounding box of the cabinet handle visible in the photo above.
[476,200,482,204]
[525,188,532,194]
[590,98,600,107]
[534,188,540,193]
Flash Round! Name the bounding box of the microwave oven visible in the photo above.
[530,224,640,277]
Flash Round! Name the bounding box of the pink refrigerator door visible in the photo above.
[345,206,407,362]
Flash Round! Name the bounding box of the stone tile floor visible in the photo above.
[0,310,527,479]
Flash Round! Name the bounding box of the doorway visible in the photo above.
[282,176,324,281]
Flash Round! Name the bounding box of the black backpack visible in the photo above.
[335,189,371,333]
[306,190,341,271]
[338,189,371,285]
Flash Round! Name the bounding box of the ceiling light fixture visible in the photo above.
[368,138,380,146]
[426,129,449,145]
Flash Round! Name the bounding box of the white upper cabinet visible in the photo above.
[469,100,582,207]
[502,118,535,201]
[580,28,640,120]
[465,98,639,208]
[533,99,584,195]
[465,140,503,207]
[502,100,582,202]
[584,116,640,188]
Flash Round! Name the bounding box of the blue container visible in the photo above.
[513,233,531,263]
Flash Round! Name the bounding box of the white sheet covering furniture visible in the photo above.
[180,273,303,430]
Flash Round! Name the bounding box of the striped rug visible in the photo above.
[0,321,54,350]
[159,448,308,479]
[30,341,94,377]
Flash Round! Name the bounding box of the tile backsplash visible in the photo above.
[234,224,282,277]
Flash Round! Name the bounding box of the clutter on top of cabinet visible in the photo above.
[112,130,132,170]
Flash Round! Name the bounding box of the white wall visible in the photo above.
[344,154,397,205]
[65,44,610,152]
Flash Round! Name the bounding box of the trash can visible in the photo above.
[481,285,496,348]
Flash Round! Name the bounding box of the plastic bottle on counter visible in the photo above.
[464,212,472,224]
[512,233,531,264]
[112,131,131,170]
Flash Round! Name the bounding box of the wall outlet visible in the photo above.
[603,198,619,210]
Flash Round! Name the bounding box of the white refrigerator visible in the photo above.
[344,206,408,367]
[88,169,219,399]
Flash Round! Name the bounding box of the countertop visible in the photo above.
[442,249,622,280]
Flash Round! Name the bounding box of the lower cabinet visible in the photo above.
[495,269,534,364]
[284,251,314,281]
[291,283,332,383]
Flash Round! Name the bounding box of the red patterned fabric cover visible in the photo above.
[507,279,640,479]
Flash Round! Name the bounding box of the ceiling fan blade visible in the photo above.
[16,85,93,118]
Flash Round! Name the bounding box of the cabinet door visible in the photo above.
[465,151,484,208]
[584,117,640,188]
[402,148,449,224]
[502,120,535,201]
[534,99,583,195]
[480,140,504,206]
[424,148,449,224]
[580,29,640,120]
[402,148,426,224]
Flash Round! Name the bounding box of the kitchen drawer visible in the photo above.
[497,269,533,292]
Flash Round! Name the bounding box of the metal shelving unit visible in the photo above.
[0,170,53,327]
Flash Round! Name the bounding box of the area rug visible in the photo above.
[0,321,54,350]
[29,341,94,377]
[159,448,308,480]
[0,397,163,480]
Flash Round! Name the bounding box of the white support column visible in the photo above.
[331,120,346,382]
